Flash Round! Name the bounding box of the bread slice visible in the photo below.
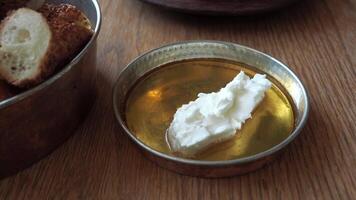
[0,8,53,87]
[0,4,93,87]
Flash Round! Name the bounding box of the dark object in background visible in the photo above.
[0,0,44,19]
[139,0,298,15]
[0,0,27,18]
[0,81,14,101]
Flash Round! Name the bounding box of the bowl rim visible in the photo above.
[113,40,310,166]
[139,0,298,15]
[0,0,102,109]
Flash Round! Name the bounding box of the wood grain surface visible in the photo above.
[1,0,356,199]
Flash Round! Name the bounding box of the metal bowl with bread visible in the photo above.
[0,0,101,178]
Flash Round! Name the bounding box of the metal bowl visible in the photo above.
[0,0,101,178]
[113,41,309,177]
[139,0,299,15]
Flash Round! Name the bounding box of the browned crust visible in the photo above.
[0,4,93,88]
[38,3,93,69]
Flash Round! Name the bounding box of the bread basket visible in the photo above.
[0,0,101,178]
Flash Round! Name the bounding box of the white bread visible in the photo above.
[0,8,53,87]
[0,4,93,87]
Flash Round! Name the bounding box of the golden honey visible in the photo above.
[125,59,295,161]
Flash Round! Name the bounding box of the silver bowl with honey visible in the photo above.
[113,41,309,177]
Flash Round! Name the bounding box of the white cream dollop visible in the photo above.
[167,71,272,156]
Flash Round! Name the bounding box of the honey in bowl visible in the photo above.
[125,58,295,161]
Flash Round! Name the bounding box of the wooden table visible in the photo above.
[1,0,355,199]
